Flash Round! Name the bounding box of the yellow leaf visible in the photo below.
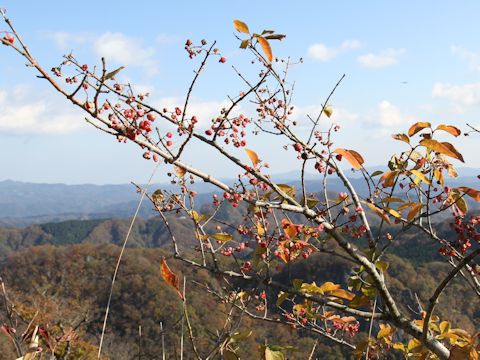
[245,148,260,166]
[366,202,390,224]
[434,168,444,187]
[457,187,480,202]
[211,233,233,242]
[392,133,410,144]
[257,36,273,62]
[439,321,450,334]
[379,171,398,188]
[380,197,404,203]
[435,124,461,137]
[410,169,432,185]
[233,20,250,34]
[420,139,465,162]
[334,148,365,169]
[256,221,266,236]
[281,219,298,238]
[408,122,431,136]
[323,105,333,118]
[377,324,394,339]
[385,207,401,219]
[318,281,341,293]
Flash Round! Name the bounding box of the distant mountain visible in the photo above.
[0,166,478,227]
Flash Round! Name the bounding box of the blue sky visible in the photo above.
[1,1,480,184]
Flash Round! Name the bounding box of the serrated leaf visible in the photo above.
[245,148,260,166]
[420,139,464,162]
[160,258,183,299]
[435,124,461,137]
[257,36,273,62]
[408,122,431,136]
[233,20,250,34]
[392,133,410,144]
[334,148,364,169]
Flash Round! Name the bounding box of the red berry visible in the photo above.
[219,57,227,63]
[335,154,343,161]
[294,143,303,152]
[147,113,156,121]
[185,39,192,46]
[166,132,173,138]
[81,64,88,71]
[3,34,14,44]
[166,140,173,147]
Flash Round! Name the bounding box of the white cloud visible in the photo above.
[155,96,237,129]
[290,104,359,128]
[93,32,158,76]
[450,45,480,72]
[357,48,405,68]
[432,82,480,106]
[308,39,361,62]
[46,31,93,48]
[375,100,416,128]
[0,85,86,135]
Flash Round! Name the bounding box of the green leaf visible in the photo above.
[375,261,389,272]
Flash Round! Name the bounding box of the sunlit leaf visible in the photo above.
[257,36,273,62]
[379,171,398,188]
[239,39,249,49]
[377,324,395,339]
[375,261,389,272]
[160,258,183,299]
[434,168,444,187]
[281,219,298,238]
[366,202,390,224]
[349,294,370,308]
[410,169,432,186]
[385,208,401,219]
[245,148,260,166]
[318,281,341,293]
[323,105,333,118]
[327,288,355,300]
[371,170,383,177]
[380,197,404,203]
[256,221,266,236]
[233,20,250,34]
[392,133,410,144]
[407,203,423,222]
[408,122,431,136]
[420,139,464,162]
[439,321,450,334]
[333,148,364,169]
[435,124,461,137]
[211,233,234,242]
[457,187,480,202]
[264,346,285,360]
[277,291,289,306]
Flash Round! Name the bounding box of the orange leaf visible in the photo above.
[457,187,480,202]
[281,219,298,238]
[334,148,364,169]
[245,148,260,166]
[327,288,355,301]
[257,36,273,62]
[379,171,398,188]
[233,20,250,34]
[436,124,461,137]
[407,203,423,222]
[419,139,464,162]
[160,258,183,299]
[408,122,431,136]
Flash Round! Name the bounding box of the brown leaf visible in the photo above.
[233,20,250,34]
[160,258,183,299]
[333,148,364,169]
[257,37,273,62]
[408,122,431,136]
[407,203,423,222]
[174,165,187,177]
